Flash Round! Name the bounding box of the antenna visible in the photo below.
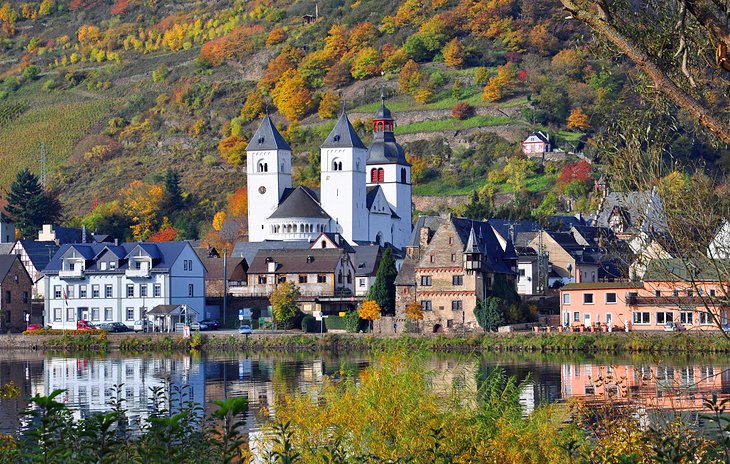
[40,141,47,188]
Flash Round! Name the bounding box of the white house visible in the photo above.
[42,241,205,329]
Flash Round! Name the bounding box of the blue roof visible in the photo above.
[44,241,191,274]
[17,240,59,271]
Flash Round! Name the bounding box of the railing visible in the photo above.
[227,289,357,299]
[125,268,151,278]
[59,269,84,278]
[626,295,724,307]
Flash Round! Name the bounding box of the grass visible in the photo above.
[394,115,513,135]
[0,81,117,187]
[413,177,487,196]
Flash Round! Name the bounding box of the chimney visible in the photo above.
[82,225,87,243]
[419,227,430,248]
[114,238,119,246]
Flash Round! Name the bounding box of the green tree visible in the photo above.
[6,169,60,238]
[162,169,183,217]
[368,247,397,316]
[474,297,506,332]
[269,282,301,329]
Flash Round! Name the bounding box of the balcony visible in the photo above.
[125,268,151,278]
[59,268,84,279]
[626,294,723,307]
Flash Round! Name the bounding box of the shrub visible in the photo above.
[452,102,475,120]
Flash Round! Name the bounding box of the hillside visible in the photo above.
[0,0,723,243]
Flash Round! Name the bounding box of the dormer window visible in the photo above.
[100,262,107,271]
[333,135,340,142]
[110,262,116,270]
[135,261,141,270]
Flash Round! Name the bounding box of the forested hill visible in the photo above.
[0,0,723,244]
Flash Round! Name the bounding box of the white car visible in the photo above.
[238,324,252,335]
[134,320,150,333]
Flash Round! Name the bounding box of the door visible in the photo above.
[563,312,570,327]
[584,313,591,328]
[79,307,89,321]
[606,313,612,329]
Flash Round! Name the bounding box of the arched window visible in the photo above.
[333,159,342,171]
[371,168,378,183]
[377,168,385,183]
[257,160,265,173]
[376,232,383,246]
[401,168,407,183]
[293,224,298,233]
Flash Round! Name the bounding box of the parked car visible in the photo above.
[134,320,150,333]
[664,321,680,332]
[25,323,42,331]
[199,319,221,330]
[238,324,252,335]
[105,322,131,333]
[77,320,95,330]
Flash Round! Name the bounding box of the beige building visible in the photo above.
[395,216,517,333]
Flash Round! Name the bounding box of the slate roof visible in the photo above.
[546,215,587,230]
[0,243,14,255]
[562,282,643,290]
[406,216,442,248]
[366,100,408,166]
[571,225,614,246]
[365,186,400,218]
[246,114,291,151]
[488,219,539,248]
[17,240,58,271]
[248,248,348,274]
[353,244,381,276]
[316,232,356,254]
[232,241,312,266]
[593,189,665,233]
[269,186,330,220]
[43,241,192,274]
[0,255,23,282]
[394,255,417,286]
[321,111,366,149]
[643,258,730,282]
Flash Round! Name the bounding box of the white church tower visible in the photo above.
[320,110,368,244]
[246,114,292,242]
[366,97,412,248]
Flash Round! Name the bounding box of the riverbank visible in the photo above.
[3,330,730,354]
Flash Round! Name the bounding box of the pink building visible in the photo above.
[521,131,551,155]
[560,280,729,331]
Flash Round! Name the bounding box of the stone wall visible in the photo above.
[413,195,468,213]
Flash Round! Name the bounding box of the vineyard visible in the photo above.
[0,100,29,128]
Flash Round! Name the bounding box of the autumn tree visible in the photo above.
[399,60,422,94]
[559,0,730,145]
[358,299,381,332]
[149,217,178,242]
[318,91,341,119]
[351,47,381,80]
[405,300,424,333]
[271,69,313,122]
[566,107,590,131]
[121,180,164,241]
[218,135,247,166]
[260,46,305,90]
[270,282,301,329]
[212,211,226,231]
[240,91,266,122]
[503,156,532,200]
[6,169,61,238]
[82,201,129,241]
[368,247,397,316]
[442,38,465,68]
[482,62,519,102]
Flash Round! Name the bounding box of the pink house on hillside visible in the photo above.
[522,131,551,155]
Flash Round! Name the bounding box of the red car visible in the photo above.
[25,323,42,331]
[77,320,95,330]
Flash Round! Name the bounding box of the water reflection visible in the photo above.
[1,352,729,436]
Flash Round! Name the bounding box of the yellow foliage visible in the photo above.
[405,301,423,320]
[271,69,313,122]
[566,107,590,131]
[121,180,164,241]
[212,210,226,231]
[77,24,101,45]
[482,61,518,102]
[442,37,464,68]
[318,91,341,119]
[358,299,381,321]
[414,86,433,104]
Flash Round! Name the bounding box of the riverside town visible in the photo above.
[0,0,729,462]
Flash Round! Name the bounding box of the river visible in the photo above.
[2,351,729,436]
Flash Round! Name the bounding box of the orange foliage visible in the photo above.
[69,0,101,11]
[347,22,379,52]
[200,25,265,67]
[259,45,305,90]
[443,37,465,68]
[240,91,266,122]
[227,187,248,218]
[266,26,286,46]
[271,69,313,122]
[77,25,101,45]
[399,60,422,94]
[323,24,348,61]
[567,108,591,131]
[318,91,341,119]
[149,225,179,242]
[482,62,518,102]
[110,0,129,15]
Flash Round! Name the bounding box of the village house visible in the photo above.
[395,215,517,333]
[559,259,730,331]
[42,241,205,330]
[0,255,33,332]
[521,131,551,156]
[12,240,59,299]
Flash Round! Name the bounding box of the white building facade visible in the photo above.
[247,100,412,249]
[42,242,205,329]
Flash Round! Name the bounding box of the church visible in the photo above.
[246,99,412,250]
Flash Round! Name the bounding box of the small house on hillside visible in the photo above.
[522,131,551,156]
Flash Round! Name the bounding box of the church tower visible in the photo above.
[246,114,292,242]
[320,110,368,244]
[366,96,412,248]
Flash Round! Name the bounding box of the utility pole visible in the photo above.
[223,249,227,326]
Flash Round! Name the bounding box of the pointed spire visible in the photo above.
[465,222,480,254]
[246,113,291,151]
[321,110,366,149]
